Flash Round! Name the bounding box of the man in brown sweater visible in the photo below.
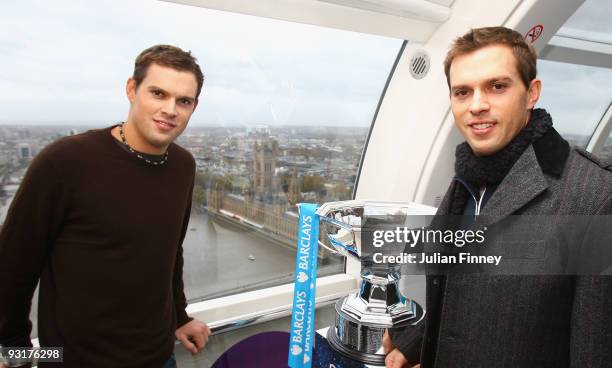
[0,45,210,367]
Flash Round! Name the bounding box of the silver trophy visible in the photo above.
[316,200,429,365]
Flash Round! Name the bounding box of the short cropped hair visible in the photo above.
[133,44,205,100]
[444,27,537,89]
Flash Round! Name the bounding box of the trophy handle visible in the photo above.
[318,215,359,258]
[318,239,340,255]
[299,201,362,258]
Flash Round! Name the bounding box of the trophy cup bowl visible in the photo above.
[316,200,427,365]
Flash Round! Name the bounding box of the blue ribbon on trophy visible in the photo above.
[288,203,320,368]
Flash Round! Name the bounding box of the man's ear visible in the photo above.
[126,78,136,104]
[526,78,541,109]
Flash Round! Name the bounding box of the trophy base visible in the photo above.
[327,325,386,366]
[327,299,425,366]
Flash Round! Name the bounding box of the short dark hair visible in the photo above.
[444,27,537,89]
[133,44,205,100]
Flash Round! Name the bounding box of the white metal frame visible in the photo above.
[186,273,357,333]
[541,36,612,69]
[163,0,449,41]
[587,102,612,155]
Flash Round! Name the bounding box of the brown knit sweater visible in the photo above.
[0,126,195,367]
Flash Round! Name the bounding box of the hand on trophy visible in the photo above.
[383,330,420,368]
[382,329,394,354]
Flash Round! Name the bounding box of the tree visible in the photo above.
[195,171,210,188]
[302,175,325,193]
[192,185,207,212]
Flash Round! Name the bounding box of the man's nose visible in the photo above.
[161,99,178,117]
[469,89,489,115]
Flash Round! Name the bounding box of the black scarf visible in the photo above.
[450,108,569,214]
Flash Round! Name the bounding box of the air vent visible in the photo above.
[409,51,430,80]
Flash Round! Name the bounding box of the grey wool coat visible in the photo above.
[395,141,612,368]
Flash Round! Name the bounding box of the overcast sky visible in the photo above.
[0,0,400,127]
[0,0,611,135]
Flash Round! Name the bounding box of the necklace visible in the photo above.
[118,122,168,166]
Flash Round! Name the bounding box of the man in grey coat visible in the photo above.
[384,27,611,368]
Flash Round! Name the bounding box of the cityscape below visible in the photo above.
[1,124,610,294]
